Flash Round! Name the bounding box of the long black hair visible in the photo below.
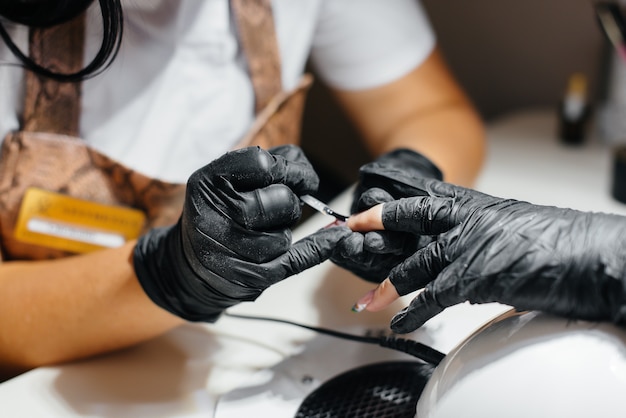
[0,0,123,82]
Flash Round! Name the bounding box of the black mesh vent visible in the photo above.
[295,361,434,418]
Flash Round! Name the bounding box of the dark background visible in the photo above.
[300,0,608,200]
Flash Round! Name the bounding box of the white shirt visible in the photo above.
[0,0,435,182]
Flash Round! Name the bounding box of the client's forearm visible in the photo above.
[0,241,182,380]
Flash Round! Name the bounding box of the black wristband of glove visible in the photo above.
[352,148,443,213]
[375,148,443,181]
[133,224,227,323]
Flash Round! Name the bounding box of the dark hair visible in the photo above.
[0,0,123,82]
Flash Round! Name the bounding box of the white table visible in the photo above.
[476,107,626,216]
[1,108,624,417]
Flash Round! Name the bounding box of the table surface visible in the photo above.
[2,108,625,417]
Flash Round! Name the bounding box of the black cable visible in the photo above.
[0,0,123,82]
[223,312,446,366]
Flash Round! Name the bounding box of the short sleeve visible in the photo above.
[310,0,436,91]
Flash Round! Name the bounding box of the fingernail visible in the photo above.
[351,289,375,313]
[324,219,346,229]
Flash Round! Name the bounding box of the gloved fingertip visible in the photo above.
[390,309,427,334]
[358,187,395,210]
[390,288,444,333]
[300,225,352,256]
[334,231,363,257]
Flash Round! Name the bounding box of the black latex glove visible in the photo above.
[378,177,626,334]
[331,148,443,282]
[134,145,351,322]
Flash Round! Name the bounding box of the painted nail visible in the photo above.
[324,219,346,229]
[351,289,375,313]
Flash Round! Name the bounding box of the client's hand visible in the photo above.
[349,177,626,333]
[134,145,350,322]
[332,149,442,283]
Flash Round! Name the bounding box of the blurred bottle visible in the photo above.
[558,72,591,145]
[598,55,626,143]
[596,0,626,144]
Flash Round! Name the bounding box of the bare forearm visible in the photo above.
[333,47,486,187]
[0,241,182,379]
[375,99,485,187]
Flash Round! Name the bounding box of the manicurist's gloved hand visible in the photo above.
[133,145,351,322]
[332,149,442,283]
[349,177,626,333]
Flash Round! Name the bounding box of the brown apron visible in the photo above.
[0,0,312,261]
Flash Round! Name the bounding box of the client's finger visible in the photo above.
[351,278,400,313]
[347,204,384,231]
